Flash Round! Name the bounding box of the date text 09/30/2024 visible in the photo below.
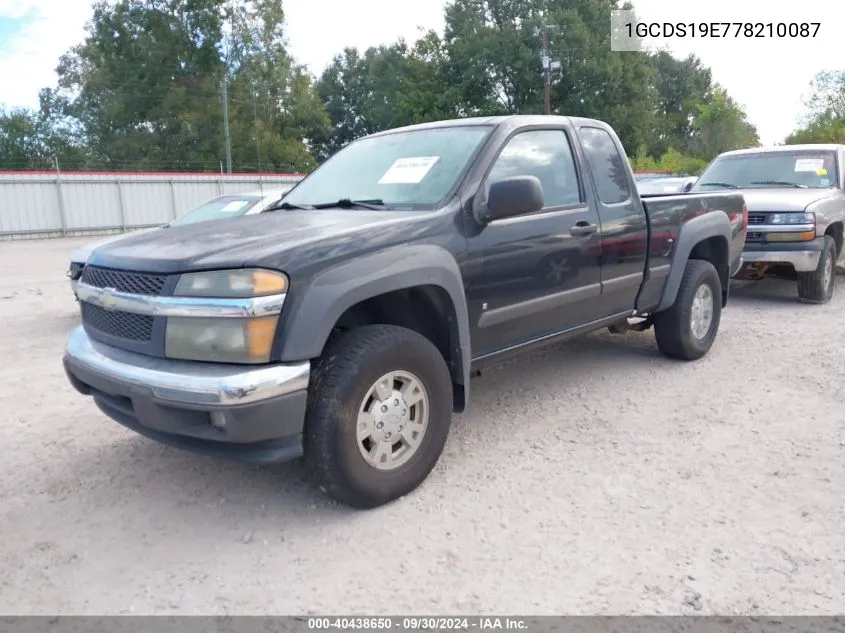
[623,22,820,39]
[307,618,528,631]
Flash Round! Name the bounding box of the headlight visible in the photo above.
[768,212,814,225]
[167,267,287,363]
[165,316,278,364]
[175,268,288,298]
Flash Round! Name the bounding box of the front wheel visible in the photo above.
[653,259,722,361]
[797,235,836,304]
[303,324,453,509]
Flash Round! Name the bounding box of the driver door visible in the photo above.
[464,128,603,359]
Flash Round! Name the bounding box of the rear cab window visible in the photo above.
[577,126,632,204]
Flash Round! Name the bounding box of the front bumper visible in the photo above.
[742,237,824,272]
[63,325,310,463]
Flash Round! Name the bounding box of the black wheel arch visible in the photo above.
[275,244,471,412]
[654,211,734,313]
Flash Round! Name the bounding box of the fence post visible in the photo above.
[116,178,128,231]
[169,179,178,219]
[54,157,68,236]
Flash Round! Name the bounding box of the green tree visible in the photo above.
[222,0,329,171]
[440,0,659,152]
[0,89,86,170]
[442,0,543,115]
[689,87,759,159]
[803,69,845,122]
[53,0,326,172]
[786,69,845,144]
[0,108,43,169]
[313,35,457,161]
[648,51,712,156]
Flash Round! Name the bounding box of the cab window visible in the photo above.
[578,126,632,204]
[486,130,582,208]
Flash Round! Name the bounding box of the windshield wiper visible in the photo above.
[312,198,387,210]
[697,182,739,189]
[265,201,314,211]
[749,180,808,188]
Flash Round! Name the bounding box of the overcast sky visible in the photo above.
[1,0,842,145]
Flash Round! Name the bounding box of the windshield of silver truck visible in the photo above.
[695,150,838,190]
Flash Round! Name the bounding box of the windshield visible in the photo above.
[694,150,838,190]
[282,126,493,209]
[169,194,264,227]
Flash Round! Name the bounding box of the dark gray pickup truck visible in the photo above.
[63,115,747,508]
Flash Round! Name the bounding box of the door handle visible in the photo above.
[570,222,598,237]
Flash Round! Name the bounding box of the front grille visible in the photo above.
[745,232,765,243]
[81,302,154,341]
[81,266,166,296]
[747,213,766,225]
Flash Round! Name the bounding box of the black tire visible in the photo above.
[797,235,836,304]
[303,324,453,509]
[653,259,722,361]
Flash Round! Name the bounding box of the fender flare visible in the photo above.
[278,244,472,400]
[655,211,733,312]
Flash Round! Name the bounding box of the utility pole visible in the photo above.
[252,89,261,174]
[542,24,551,115]
[221,76,232,174]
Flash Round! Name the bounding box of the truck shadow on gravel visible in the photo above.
[51,328,678,525]
[728,278,816,305]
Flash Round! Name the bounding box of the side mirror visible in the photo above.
[682,181,695,193]
[479,176,545,223]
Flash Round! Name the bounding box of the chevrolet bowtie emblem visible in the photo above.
[100,287,118,310]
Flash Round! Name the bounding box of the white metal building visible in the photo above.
[0,171,305,240]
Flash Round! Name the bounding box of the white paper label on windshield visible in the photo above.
[221,200,250,212]
[378,156,440,184]
[794,158,825,172]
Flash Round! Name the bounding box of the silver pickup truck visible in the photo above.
[691,144,845,303]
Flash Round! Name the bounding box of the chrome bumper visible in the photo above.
[741,249,821,272]
[64,325,309,407]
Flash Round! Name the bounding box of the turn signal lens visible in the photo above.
[252,270,287,294]
[246,316,278,359]
[766,232,816,242]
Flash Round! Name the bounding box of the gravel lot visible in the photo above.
[1,236,843,616]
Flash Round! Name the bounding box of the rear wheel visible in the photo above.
[653,259,722,361]
[303,324,453,509]
[797,235,836,304]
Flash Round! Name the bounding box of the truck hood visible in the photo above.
[86,208,425,274]
[740,188,838,212]
[70,227,162,264]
